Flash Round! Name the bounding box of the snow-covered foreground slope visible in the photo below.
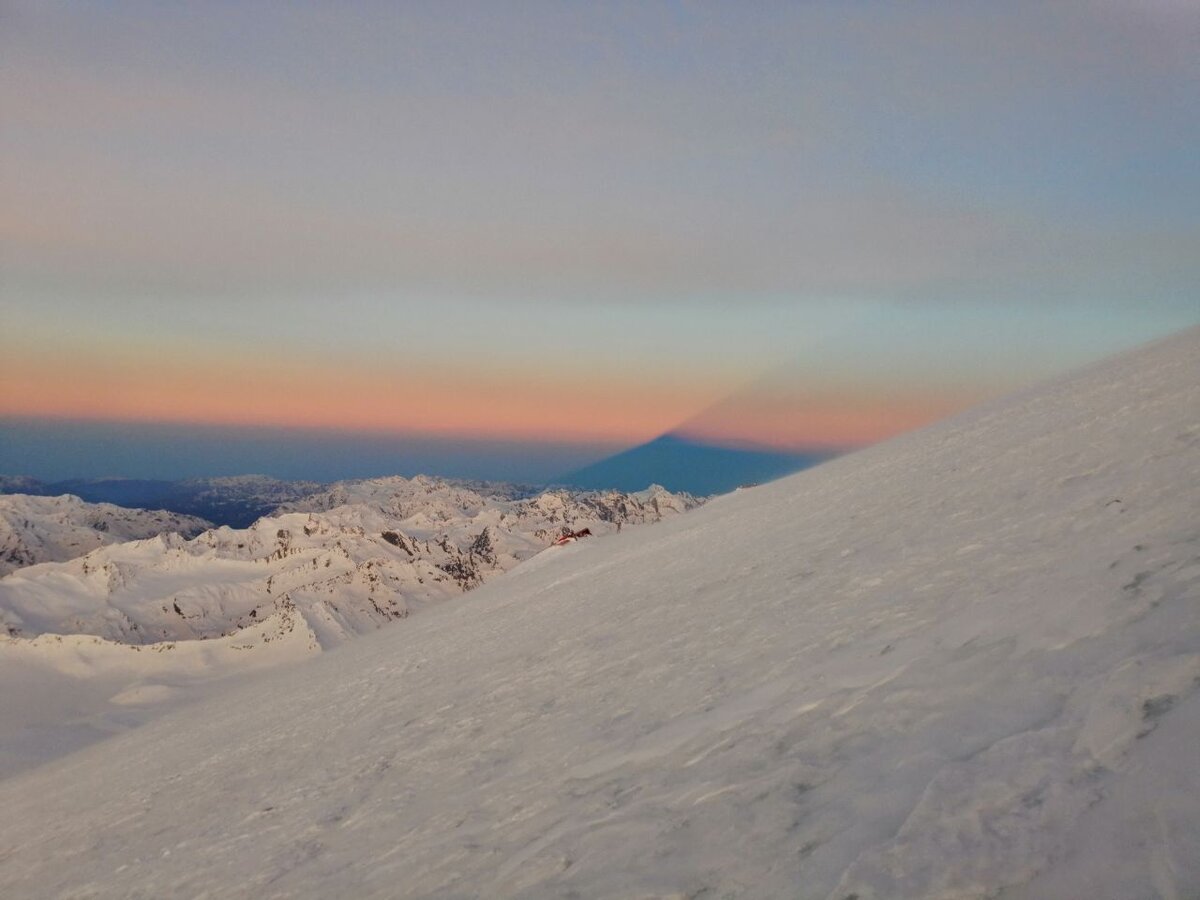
[0,493,211,576]
[1,329,1198,898]
[0,606,317,780]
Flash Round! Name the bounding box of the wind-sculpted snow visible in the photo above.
[0,329,1197,898]
[0,493,212,576]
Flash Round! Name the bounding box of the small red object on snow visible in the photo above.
[552,527,593,546]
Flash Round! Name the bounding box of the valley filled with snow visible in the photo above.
[0,328,1197,898]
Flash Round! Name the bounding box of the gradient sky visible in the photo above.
[2,1,1197,475]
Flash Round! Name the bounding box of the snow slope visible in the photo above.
[0,605,317,780]
[0,328,1197,898]
[0,493,211,576]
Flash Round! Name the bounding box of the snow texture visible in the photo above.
[0,327,1197,898]
[0,493,211,576]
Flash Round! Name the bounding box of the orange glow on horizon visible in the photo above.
[1,345,986,451]
[0,347,724,446]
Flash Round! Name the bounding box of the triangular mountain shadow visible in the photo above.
[556,432,835,496]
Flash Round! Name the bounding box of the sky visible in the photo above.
[1,1,1197,481]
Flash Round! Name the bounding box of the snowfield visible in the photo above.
[0,328,1197,898]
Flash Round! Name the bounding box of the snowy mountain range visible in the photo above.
[0,328,1196,898]
[0,493,211,577]
[0,477,698,646]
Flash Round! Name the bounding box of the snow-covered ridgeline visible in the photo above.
[0,480,699,647]
[276,474,695,531]
[0,493,211,577]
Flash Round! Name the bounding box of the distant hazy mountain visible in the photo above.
[0,476,42,494]
[0,475,324,527]
[0,494,211,576]
[558,433,832,495]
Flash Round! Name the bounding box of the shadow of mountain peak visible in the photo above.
[555,433,835,496]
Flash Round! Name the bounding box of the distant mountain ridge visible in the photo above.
[0,476,700,646]
[0,475,324,527]
[1,434,827,526]
[558,432,833,495]
[0,494,212,577]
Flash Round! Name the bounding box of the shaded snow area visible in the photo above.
[1,329,1198,898]
[0,494,211,576]
[0,481,697,777]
